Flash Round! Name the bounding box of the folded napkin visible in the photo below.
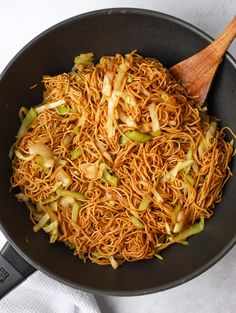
[0,233,101,313]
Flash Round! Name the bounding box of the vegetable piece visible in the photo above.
[100,163,118,186]
[49,201,58,212]
[15,193,29,202]
[109,256,119,270]
[77,110,87,128]
[71,201,80,223]
[70,148,82,161]
[102,74,112,98]
[138,197,151,211]
[131,216,144,229]
[174,217,204,242]
[168,160,194,178]
[80,162,103,179]
[118,108,137,128]
[114,91,136,106]
[74,53,94,66]
[185,148,193,174]
[35,99,65,114]
[127,75,133,83]
[17,107,38,139]
[107,62,127,138]
[165,223,171,235]
[35,156,50,174]
[161,92,169,102]
[43,220,58,233]
[198,122,217,158]
[148,103,160,134]
[95,141,113,163]
[14,150,35,161]
[124,130,152,143]
[205,122,217,145]
[120,135,128,146]
[28,143,54,169]
[151,130,162,137]
[140,181,163,203]
[185,174,195,186]
[55,168,72,187]
[40,192,62,205]
[61,190,86,201]
[22,107,37,129]
[49,226,58,243]
[29,143,53,159]
[155,253,163,260]
[18,106,29,122]
[43,221,58,243]
[198,139,207,158]
[33,213,50,232]
[56,105,70,115]
[171,204,181,224]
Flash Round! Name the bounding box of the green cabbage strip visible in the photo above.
[70,148,82,161]
[99,163,118,186]
[138,197,151,211]
[74,53,94,66]
[130,216,144,229]
[109,256,119,270]
[56,105,70,115]
[124,130,152,143]
[174,217,204,242]
[61,190,86,201]
[17,107,38,139]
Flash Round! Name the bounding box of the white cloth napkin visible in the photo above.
[0,234,101,313]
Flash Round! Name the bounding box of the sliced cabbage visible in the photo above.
[198,122,217,158]
[130,216,144,229]
[99,163,118,186]
[71,201,80,223]
[17,107,38,139]
[35,99,65,114]
[33,213,50,232]
[114,91,136,106]
[148,103,160,134]
[55,168,72,187]
[14,150,35,161]
[74,53,94,66]
[61,190,86,202]
[124,130,152,143]
[107,62,127,138]
[109,256,119,270]
[118,109,137,128]
[15,193,29,202]
[80,162,103,179]
[174,217,204,242]
[168,160,194,178]
[138,197,151,211]
[56,105,70,115]
[70,148,82,161]
[102,74,112,98]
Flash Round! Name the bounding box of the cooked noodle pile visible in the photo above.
[11,52,234,268]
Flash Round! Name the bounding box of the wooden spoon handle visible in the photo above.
[210,16,236,58]
[170,16,236,105]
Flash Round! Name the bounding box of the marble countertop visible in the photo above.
[0,1,236,312]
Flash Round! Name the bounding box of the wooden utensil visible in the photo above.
[170,16,236,106]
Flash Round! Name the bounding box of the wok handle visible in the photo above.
[0,242,36,299]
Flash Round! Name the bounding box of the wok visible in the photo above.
[0,8,236,297]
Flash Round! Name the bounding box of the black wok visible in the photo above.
[0,8,236,297]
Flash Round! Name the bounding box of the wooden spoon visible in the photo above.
[170,16,236,106]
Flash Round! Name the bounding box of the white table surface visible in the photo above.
[0,1,236,312]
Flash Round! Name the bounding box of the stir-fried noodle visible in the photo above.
[11,52,234,268]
